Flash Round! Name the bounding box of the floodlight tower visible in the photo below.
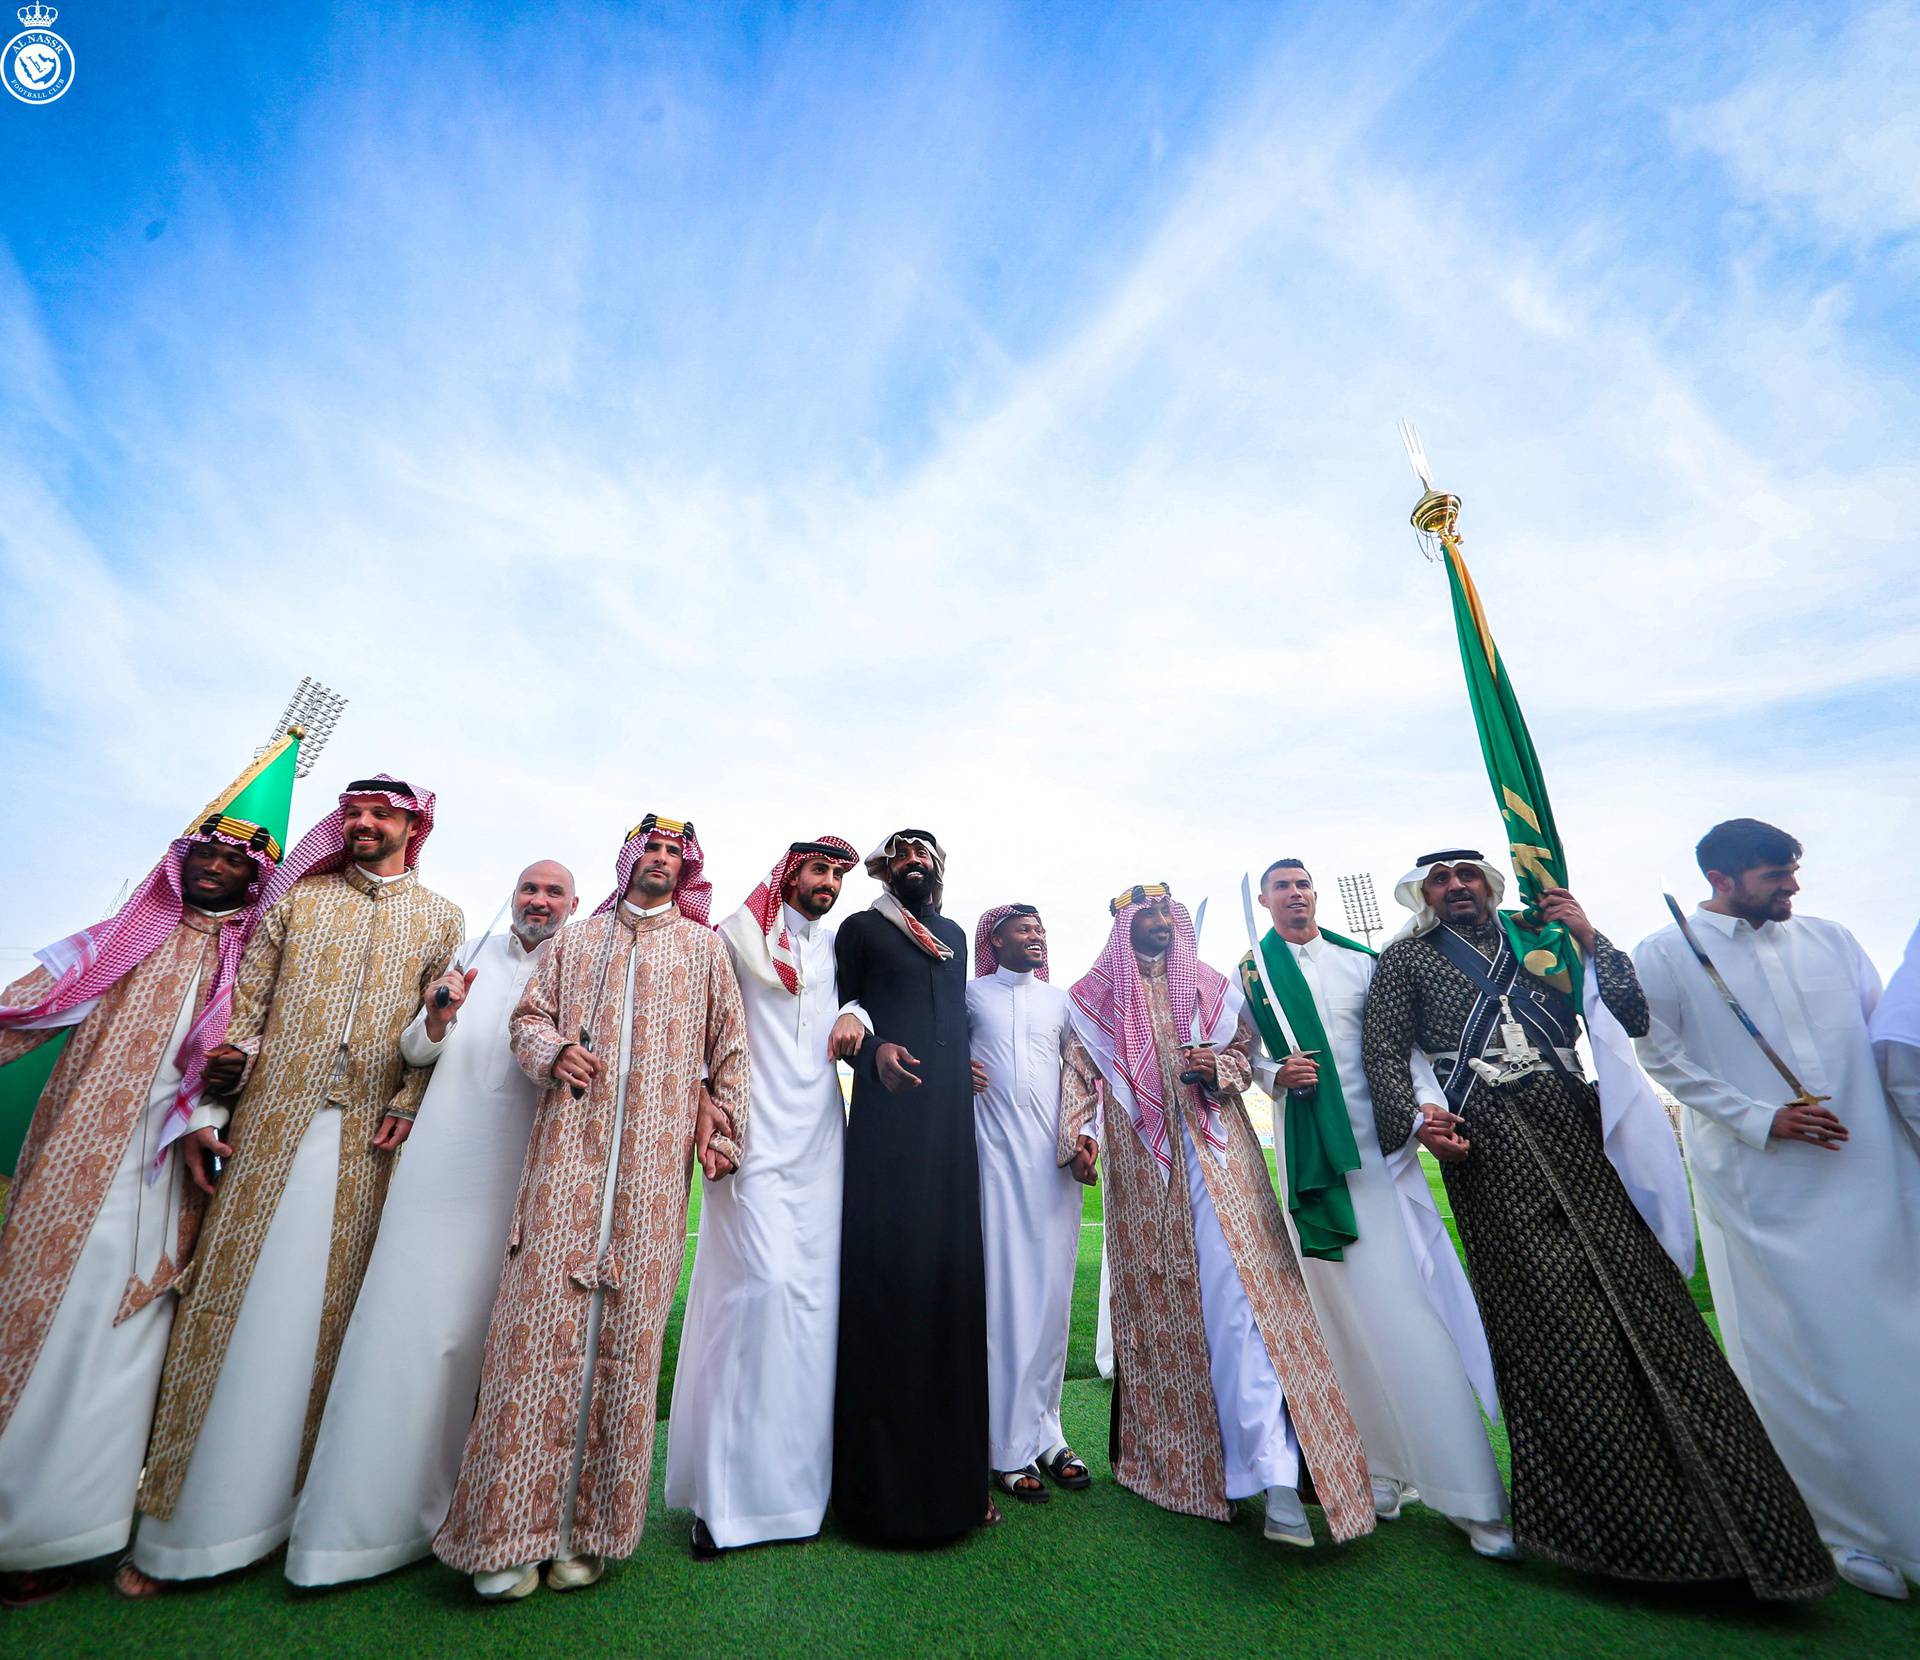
[1337,872,1383,948]
[263,676,349,774]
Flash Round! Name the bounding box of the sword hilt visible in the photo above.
[569,1027,594,1100]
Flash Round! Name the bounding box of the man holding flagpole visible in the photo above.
[1237,858,1512,1557]
[0,734,298,1603]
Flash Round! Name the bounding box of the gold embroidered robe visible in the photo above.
[435,905,748,1573]
[142,867,462,1516]
[1059,956,1374,1538]
[0,912,235,1438]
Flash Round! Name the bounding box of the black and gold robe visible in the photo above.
[1362,922,1832,1599]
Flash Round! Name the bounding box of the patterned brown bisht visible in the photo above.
[1059,958,1375,1539]
[141,866,464,1517]
[434,903,748,1574]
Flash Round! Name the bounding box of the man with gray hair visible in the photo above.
[286,860,579,1586]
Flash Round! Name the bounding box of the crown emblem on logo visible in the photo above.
[16,2,57,24]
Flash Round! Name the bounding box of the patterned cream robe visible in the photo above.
[141,868,463,1524]
[0,914,232,1568]
[1059,956,1373,1539]
[435,904,748,1574]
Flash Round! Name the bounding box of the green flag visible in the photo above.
[1439,534,1580,993]
[0,730,303,1177]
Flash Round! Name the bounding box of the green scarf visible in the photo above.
[1237,927,1369,1262]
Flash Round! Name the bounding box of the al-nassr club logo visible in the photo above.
[5,2,74,105]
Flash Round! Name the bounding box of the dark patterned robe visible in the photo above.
[1362,922,1832,1600]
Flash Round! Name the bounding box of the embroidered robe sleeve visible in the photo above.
[223,896,292,1090]
[1361,941,1422,1155]
[385,909,464,1122]
[1058,1033,1104,1162]
[702,937,750,1168]
[0,966,59,1066]
[1215,1014,1254,1094]
[509,925,571,1086]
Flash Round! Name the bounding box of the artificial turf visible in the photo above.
[6,1161,1907,1658]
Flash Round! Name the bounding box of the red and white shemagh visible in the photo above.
[594,818,714,926]
[0,826,279,1176]
[973,904,1049,980]
[258,774,436,914]
[864,831,952,960]
[1068,895,1230,1173]
[741,837,858,993]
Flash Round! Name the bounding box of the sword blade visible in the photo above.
[1662,894,1822,1102]
[1240,873,1303,1056]
[436,894,515,1007]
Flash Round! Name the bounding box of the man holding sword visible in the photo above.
[1237,859,1513,1556]
[287,860,579,1586]
[1635,819,1919,1600]
[1059,885,1372,1550]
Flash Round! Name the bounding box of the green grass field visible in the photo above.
[7,1156,1908,1658]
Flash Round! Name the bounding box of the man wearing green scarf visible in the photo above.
[1239,859,1513,1556]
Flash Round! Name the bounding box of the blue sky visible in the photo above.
[3,0,1916,979]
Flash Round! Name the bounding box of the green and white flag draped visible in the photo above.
[1439,531,1582,999]
[1236,927,1374,1263]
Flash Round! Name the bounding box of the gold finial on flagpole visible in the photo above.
[1398,419,1461,558]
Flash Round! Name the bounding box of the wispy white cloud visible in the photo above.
[2,2,1915,985]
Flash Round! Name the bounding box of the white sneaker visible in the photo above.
[1371,1478,1404,1520]
[1262,1486,1314,1547]
[546,1553,605,1592]
[1451,1518,1520,1561]
[1831,1547,1910,1600]
[473,1563,540,1601]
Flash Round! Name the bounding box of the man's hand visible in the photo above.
[1069,1135,1099,1185]
[424,966,479,1041]
[1415,1104,1471,1164]
[829,1014,867,1061]
[970,1059,990,1096]
[1273,1051,1319,1093]
[370,1114,413,1151]
[875,1042,922,1094]
[1536,888,1596,954]
[1771,1098,1848,1149]
[554,1043,603,1093]
[183,1125,233,1195]
[1179,1045,1218,1086]
[203,1043,247,1096]
[695,1089,737,1180]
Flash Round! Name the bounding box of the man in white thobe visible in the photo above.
[1635,818,1920,1601]
[666,837,864,1557]
[1237,859,1514,1559]
[966,904,1088,1504]
[1871,914,1920,1138]
[285,860,578,1585]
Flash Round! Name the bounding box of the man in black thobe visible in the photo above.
[832,829,989,1543]
[1361,848,1833,1601]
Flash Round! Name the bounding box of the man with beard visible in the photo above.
[667,836,862,1558]
[435,816,746,1599]
[131,776,463,1591]
[288,860,580,1586]
[1362,849,1834,1599]
[0,756,285,1605]
[1060,886,1373,1549]
[1635,820,1919,1600]
[831,830,990,1543]
[966,904,1087,1506]
[1238,859,1511,1556]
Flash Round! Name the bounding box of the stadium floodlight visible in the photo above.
[262,677,348,776]
[1336,872,1383,948]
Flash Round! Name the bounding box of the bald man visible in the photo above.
[286,861,579,1586]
